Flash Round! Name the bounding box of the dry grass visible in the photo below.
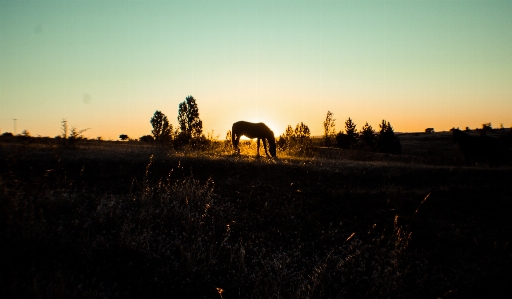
[1,135,512,298]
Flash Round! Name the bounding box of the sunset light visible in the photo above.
[3,1,512,296]
[1,0,511,139]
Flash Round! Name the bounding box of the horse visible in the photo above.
[451,128,502,166]
[232,121,277,157]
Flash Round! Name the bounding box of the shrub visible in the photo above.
[376,120,401,154]
[360,122,376,148]
[280,123,314,157]
[59,119,89,149]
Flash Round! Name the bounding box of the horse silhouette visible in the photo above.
[232,121,276,157]
[451,128,502,166]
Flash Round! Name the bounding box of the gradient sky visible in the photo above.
[1,0,511,139]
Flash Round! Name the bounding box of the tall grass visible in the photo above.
[0,153,436,298]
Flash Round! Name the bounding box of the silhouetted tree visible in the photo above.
[276,135,287,151]
[323,111,336,146]
[294,122,313,157]
[335,132,350,148]
[21,129,31,137]
[335,117,358,149]
[360,122,376,148]
[376,120,401,154]
[150,110,172,143]
[119,134,129,141]
[279,123,312,156]
[59,119,89,149]
[285,125,294,139]
[61,119,69,139]
[345,117,358,145]
[2,132,13,137]
[295,122,311,139]
[140,135,154,143]
[177,95,203,143]
[481,122,492,136]
[277,125,295,150]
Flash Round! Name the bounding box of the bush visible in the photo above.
[360,122,376,149]
[376,120,401,154]
[280,123,314,157]
[59,119,89,149]
[335,132,351,149]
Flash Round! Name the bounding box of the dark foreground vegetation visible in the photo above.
[1,134,512,298]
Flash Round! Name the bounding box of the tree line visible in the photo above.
[140,95,205,148]
[136,102,402,155]
[322,111,402,154]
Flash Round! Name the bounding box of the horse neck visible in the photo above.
[265,132,275,144]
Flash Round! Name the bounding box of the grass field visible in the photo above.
[1,133,511,298]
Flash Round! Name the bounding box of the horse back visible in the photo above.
[232,121,273,139]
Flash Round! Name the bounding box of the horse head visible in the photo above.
[268,134,277,157]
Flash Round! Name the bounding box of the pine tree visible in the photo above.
[377,120,401,154]
[360,122,376,147]
[345,117,358,145]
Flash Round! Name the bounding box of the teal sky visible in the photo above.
[1,0,511,139]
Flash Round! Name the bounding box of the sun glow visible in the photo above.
[238,117,283,140]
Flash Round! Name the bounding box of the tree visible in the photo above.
[140,135,154,143]
[335,132,350,148]
[293,122,313,157]
[285,125,295,139]
[294,122,311,139]
[61,119,69,139]
[323,111,336,146]
[278,123,313,156]
[360,122,376,148]
[336,117,358,149]
[345,117,358,145]
[225,130,232,143]
[277,125,295,151]
[119,134,129,141]
[376,120,401,154]
[177,95,203,142]
[21,129,31,137]
[150,110,172,142]
[481,122,492,136]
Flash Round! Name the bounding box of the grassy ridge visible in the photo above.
[1,138,512,298]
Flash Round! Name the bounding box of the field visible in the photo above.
[1,133,511,298]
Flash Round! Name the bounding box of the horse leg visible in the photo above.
[263,138,270,157]
[233,135,240,154]
[256,138,261,156]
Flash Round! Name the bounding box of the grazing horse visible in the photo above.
[451,128,502,166]
[232,121,277,157]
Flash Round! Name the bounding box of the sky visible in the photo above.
[1,0,511,139]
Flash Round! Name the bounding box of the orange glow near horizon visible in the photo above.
[1,1,511,139]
